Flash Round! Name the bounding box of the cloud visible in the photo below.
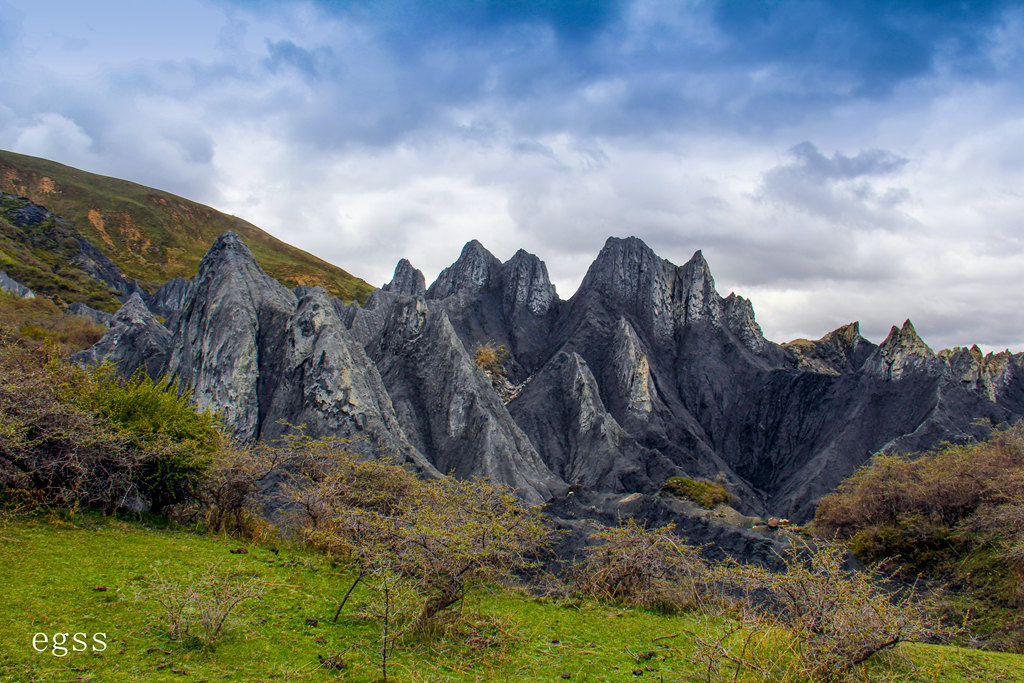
[2,0,1024,352]
[760,141,912,227]
[12,113,94,162]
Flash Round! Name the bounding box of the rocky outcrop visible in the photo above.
[148,278,193,319]
[66,302,114,326]
[784,322,876,375]
[72,292,170,377]
[508,350,673,493]
[258,287,436,473]
[79,231,1024,534]
[71,238,150,302]
[382,258,426,297]
[369,296,561,504]
[164,232,296,441]
[0,270,34,299]
[862,320,944,380]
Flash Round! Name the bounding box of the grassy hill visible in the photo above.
[0,150,373,302]
[2,513,1023,682]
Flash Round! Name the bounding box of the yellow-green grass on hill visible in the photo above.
[1,513,1023,682]
[0,149,373,302]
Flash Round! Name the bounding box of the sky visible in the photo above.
[2,0,1024,352]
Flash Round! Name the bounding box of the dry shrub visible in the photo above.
[0,293,105,354]
[0,333,142,510]
[138,562,266,651]
[663,476,730,509]
[812,424,1024,645]
[813,424,1024,539]
[473,341,509,385]
[177,442,285,538]
[729,540,941,681]
[284,437,551,627]
[573,518,718,613]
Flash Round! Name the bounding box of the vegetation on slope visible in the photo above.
[812,424,1024,651]
[0,149,373,302]
[0,193,122,313]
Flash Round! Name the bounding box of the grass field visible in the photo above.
[2,513,1024,682]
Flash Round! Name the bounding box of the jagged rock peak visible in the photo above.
[196,231,259,274]
[383,258,426,297]
[824,321,862,347]
[502,249,557,316]
[680,249,713,282]
[116,291,152,319]
[427,239,503,299]
[863,319,940,380]
[882,320,933,356]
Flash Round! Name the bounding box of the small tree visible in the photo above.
[285,439,552,628]
[138,562,266,652]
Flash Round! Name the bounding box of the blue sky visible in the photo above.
[2,0,1024,351]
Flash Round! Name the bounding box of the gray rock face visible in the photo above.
[71,238,150,302]
[164,232,296,441]
[72,292,170,377]
[382,258,426,297]
[508,350,674,493]
[148,278,193,319]
[0,269,34,299]
[80,231,1024,541]
[369,296,561,504]
[259,287,437,473]
[66,302,114,326]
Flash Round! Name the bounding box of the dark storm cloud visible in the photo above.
[206,0,1017,151]
[712,0,1010,96]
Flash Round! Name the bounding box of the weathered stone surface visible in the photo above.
[66,302,114,326]
[78,230,1024,539]
[369,296,562,504]
[382,258,426,297]
[164,232,298,441]
[508,350,674,493]
[862,320,944,380]
[72,292,170,377]
[0,269,34,299]
[148,278,193,319]
[259,287,437,472]
[71,237,150,302]
[784,322,876,375]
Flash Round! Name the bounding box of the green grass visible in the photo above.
[1,514,1023,682]
[0,149,373,302]
[663,477,730,509]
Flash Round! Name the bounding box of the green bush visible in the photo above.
[663,476,729,509]
[812,424,1024,648]
[74,366,222,512]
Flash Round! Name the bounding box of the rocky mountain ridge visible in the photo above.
[77,232,1024,532]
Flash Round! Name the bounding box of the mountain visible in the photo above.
[78,230,1024,527]
[0,150,372,302]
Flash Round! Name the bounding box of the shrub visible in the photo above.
[74,366,222,512]
[0,334,141,511]
[138,562,266,651]
[811,424,1024,644]
[284,438,552,628]
[474,342,509,380]
[663,476,729,509]
[0,331,222,514]
[729,540,942,681]
[573,518,716,613]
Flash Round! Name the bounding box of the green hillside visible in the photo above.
[0,150,373,302]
